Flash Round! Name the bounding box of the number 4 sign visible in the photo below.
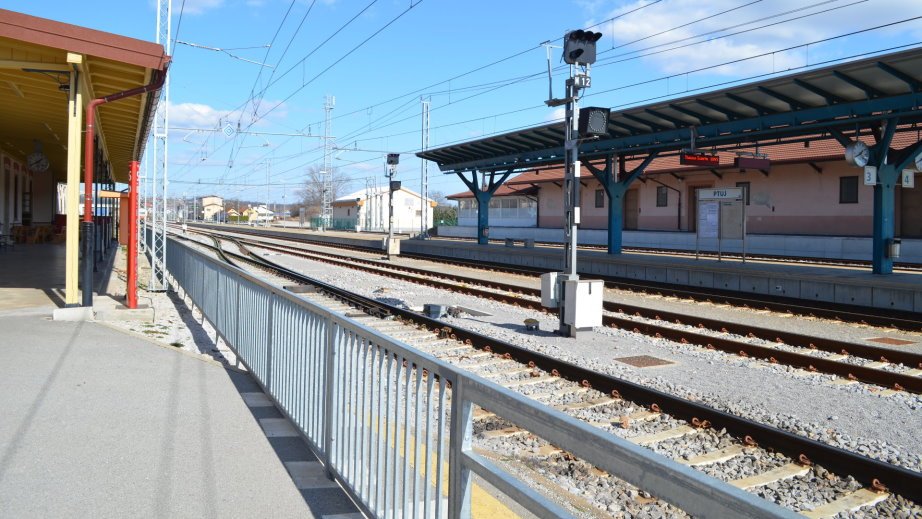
[903,169,916,189]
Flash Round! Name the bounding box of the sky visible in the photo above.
[5,0,922,205]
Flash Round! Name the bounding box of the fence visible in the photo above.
[157,234,794,519]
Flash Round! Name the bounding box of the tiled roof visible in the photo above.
[446,183,539,200]
[503,130,921,186]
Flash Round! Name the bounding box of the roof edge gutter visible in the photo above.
[80,63,168,308]
[83,64,168,220]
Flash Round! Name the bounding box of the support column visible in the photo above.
[456,168,513,245]
[872,164,899,274]
[127,161,139,309]
[64,54,83,306]
[586,153,657,254]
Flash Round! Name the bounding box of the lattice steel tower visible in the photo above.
[420,97,430,238]
[320,95,335,230]
[148,0,171,291]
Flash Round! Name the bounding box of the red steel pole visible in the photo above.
[127,161,139,309]
[81,67,167,307]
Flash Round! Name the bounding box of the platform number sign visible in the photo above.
[903,169,916,189]
[863,166,877,186]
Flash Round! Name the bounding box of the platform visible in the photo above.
[193,222,391,251]
[0,243,361,518]
[0,309,361,518]
[400,239,922,313]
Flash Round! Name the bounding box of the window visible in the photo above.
[736,181,750,205]
[656,186,668,207]
[840,176,859,204]
[595,189,605,208]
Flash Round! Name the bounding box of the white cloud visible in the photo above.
[181,0,225,15]
[168,101,232,127]
[588,0,922,77]
[545,107,566,123]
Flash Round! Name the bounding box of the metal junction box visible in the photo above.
[563,279,603,329]
[540,272,559,308]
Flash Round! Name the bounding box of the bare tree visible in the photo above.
[296,165,352,218]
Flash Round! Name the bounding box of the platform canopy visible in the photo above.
[0,9,169,183]
[418,46,922,173]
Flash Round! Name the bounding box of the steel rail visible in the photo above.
[236,235,922,366]
[186,224,922,331]
[216,233,922,394]
[191,230,922,503]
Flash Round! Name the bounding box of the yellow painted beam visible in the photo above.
[0,59,71,72]
[64,56,82,306]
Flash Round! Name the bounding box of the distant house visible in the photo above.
[201,195,224,221]
[331,186,436,232]
[243,204,274,223]
[226,208,240,218]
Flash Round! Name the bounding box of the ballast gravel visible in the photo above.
[262,248,922,475]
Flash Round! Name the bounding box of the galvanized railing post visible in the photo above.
[323,315,337,479]
[266,291,274,391]
[448,376,473,519]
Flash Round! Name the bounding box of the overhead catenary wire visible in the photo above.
[174,3,921,202]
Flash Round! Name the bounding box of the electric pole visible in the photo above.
[320,95,335,230]
[420,97,430,238]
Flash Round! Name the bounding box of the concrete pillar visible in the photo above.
[65,54,84,306]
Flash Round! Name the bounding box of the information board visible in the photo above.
[698,201,718,238]
[696,187,747,261]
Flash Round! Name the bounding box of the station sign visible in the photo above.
[697,187,743,200]
[680,151,719,166]
[902,169,915,189]
[864,166,877,186]
[734,156,770,170]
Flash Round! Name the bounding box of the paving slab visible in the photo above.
[0,313,317,519]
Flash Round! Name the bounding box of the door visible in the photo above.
[624,189,639,230]
[900,177,922,237]
[686,183,713,232]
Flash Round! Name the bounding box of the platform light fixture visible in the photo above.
[387,153,400,166]
[563,30,603,65]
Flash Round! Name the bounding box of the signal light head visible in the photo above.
[563,29,603,65]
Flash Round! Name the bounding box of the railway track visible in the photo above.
[188,227,922,395]
[188,223,922,332]
[177,231,922,517]
[432,235,922,273]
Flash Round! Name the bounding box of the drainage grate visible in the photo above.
[867,337,916,346]
[614,355,674,368]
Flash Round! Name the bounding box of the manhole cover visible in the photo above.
[615,355,674,368]
[867,337,916,346]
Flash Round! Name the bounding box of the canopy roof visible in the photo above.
[418,46,922,173]
[0,9,169,183]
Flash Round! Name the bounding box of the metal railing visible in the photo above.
[157,234,795,519]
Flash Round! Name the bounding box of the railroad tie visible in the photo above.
[558,397,620,411]
[729,463,810,490]
[481,426,527,439]
[679,445,748,467]
[504,375,556,388]
[481,367,532,379]
[800,488,889,518]
[628,425,697,446]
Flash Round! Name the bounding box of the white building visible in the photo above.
[244,204,274,223]
[201,195,224,221]
[332,186,435,233]
[449,183,539,227]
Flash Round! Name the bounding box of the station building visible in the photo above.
[0,9,169,306]
[448,131,921,238]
